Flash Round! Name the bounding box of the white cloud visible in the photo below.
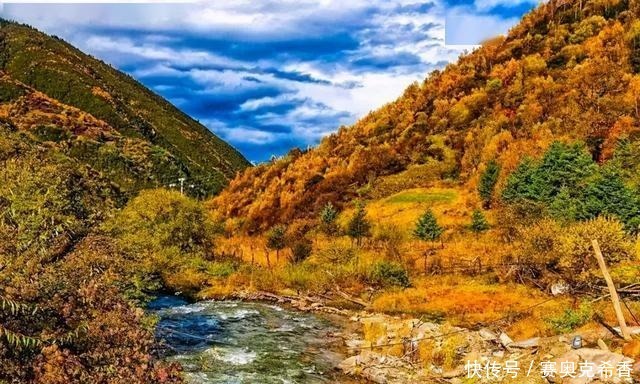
[474,0,541,12]
[445,7,519,45]
[203,119,282,145]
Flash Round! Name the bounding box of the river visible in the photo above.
[149,296,354,383]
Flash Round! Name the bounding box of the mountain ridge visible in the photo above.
[0,19,250,196]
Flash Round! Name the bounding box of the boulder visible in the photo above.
[499,332,514,348]
[479,328,498,341]
[510,337,540,349]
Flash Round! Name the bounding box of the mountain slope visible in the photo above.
[211,0,640,229]
[0,20,250,196]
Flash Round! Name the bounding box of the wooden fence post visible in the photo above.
[591,239,632,341]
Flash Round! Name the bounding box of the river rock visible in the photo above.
[499,332,514,348]
[339,352,416,384]
[509,337,540,349]
[479,328,498,341]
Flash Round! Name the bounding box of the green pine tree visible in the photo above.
[469,209,490,234]
[478,159,501,208]
[414,209,443,242]
[319,202,339,236]
[414,209,443,272]
[347,203,371,246]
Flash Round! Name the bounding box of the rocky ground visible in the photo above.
[341,313,640,384]
[205,290,640,384]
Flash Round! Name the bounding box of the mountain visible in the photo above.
[0,20,250,197]
[211,0,640,229]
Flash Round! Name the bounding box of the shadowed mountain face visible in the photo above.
[0,20,250,197]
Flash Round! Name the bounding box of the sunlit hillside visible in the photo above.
[211,0,640,228]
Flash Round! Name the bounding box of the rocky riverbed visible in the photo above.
[152,292,640,383]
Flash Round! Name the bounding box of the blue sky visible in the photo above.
[1,0,539,162]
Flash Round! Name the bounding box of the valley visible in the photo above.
[1,0,640,383]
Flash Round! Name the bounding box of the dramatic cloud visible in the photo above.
[0,0,536,162]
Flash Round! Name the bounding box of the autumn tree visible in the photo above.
[478,159,500,208]
[347,203,371,247]
[266,225,287,264]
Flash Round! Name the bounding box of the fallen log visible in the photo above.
[335,287,370,308]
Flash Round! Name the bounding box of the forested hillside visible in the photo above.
[211,0,640,230]
[200,3,640,378]
[0,20,250,196]
[0,20,249,383]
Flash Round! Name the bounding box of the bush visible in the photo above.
[518,219,563,266]
[207,261,238,278]
[281,264,330,294]
[558,217,633,283]
[373,223,405,260]
[290,239,313,264]
[317,242,357,264]
[470,209,490,233]
[518,217,634,285]
[103,188,215,291]
[414,209,443,242]
[366,261,410,288]
[545,302,593,334]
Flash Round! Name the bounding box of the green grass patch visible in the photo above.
[386,189,457,204]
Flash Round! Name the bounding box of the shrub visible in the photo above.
[373,223,406,260]
[518,217,634,285]
[366,261,410,288]
[414,209,443,243]
[317,242,357,264]
[103,188,214,291]
[207,261,238,278]
[518,219,563,266]
[290,239,313,264]
[558,217,633,283]
[545,302,593,334]
[281,264,330,294]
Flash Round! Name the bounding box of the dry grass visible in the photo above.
[370,276,572,339]
[210,185,640,345]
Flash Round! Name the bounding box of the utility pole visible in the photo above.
[178,177,186,195]
[592,239,632,341]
